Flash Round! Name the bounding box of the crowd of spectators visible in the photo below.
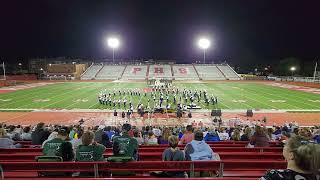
[0,121,319,178]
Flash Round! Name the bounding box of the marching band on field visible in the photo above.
[97,85,219,113]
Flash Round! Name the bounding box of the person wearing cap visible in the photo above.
[42,127,74,161]
[112,123,138,160]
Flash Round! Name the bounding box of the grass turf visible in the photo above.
[0,82,319,110]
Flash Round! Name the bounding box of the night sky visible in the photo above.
[1,0,320,65]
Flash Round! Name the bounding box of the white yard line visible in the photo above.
[248,85,319,109]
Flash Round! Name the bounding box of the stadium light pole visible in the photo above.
[198,38,210,64]
[106,37,120,64]
[290,66,296,76]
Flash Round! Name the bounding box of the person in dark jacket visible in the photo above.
[31,122,50,145]
[250,126,269,147]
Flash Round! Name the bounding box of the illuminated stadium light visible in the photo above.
[107,38,120,49]
[198,38,210,49]
[198,38,211,64]
[106,37,120,63]
[290,66,296,76]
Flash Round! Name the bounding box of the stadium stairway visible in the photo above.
[119,65,127,79]
[146,64,150,80]
[94,64,105,78]
[192,63,201,80]
[171,64,175,80]
[216,65,228,80]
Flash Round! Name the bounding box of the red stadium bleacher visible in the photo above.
[0,160,287,179]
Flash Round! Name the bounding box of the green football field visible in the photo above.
[0,82,320,110]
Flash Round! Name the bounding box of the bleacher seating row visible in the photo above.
[1,160,286,179]
[0,141,282,179]
[80,64,240,80]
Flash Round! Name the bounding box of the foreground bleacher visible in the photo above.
[1,160,286,179]
[0,141,283,179]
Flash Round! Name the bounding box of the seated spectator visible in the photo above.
[76,131,106,161]
[241,127,252,141]
[313,129,320,144]
[104,126,114,139]
[145,131,158,145]
[71,129,83,153]
[158,127,171,144]
[101,132,112,148]
[250,126,269,147]
[0,128,15,148]
[32,122,50,145]
[21,126,32,141]
[179,125,194,144]
[42,127,74,161]
[94,125,105,143]
[267,128,276,141]
[298,128,312,140]
[133,130,144,145]
[231,129,241,141]
[6,125,21,141]
[152,135,186,178]
[112,124,138,161]
[42,130,58,148]
[184,130,217,161]
[261,135,320,180]
[184,130,219,177]
[204,129,220,142]
[217,127,230,141]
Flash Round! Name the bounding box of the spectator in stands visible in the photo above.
[152,135,186,177]
[21,126,32,141]
[261,135,320,180]
[313,129,320,144]
[32,122,50,145]
[0,128,15,148]
[204,129,220,142]
[7,125,21,141]
[112,124,138,161]
[133,130,144,145]
[71,129,83,153]
[94,125,105,143]
[184,130,217,161]
[267,128,276,141]
[158,127,171,144]
[241,127,252,141]
[145,131,158,145]
[76,131,106,161]
[42,129,58,148]
[231,129,241,141]
[101,131,112,148]
[185,130,219,177]
[111,128,120,141]
[250,126,269,147]
[179,125,194,144]
[217,127,230,141]
[104,126,114,139]
[42,127,74,161]
[298,128,312,140]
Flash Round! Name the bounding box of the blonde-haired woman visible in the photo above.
[261,135,320,179]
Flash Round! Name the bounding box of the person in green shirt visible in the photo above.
[76,131,106,161]
[112,123,139,160]
[42,126,74,161]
